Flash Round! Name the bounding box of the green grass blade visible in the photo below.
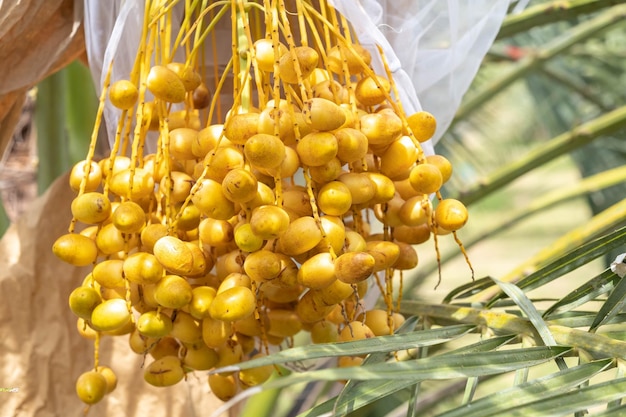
[543,269,617,317]
[438,359,613,417]
[495,377,626,417]
[590,271,626,331]
[213,324,474,373]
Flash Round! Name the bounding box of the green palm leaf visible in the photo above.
[299,335,518,417]
[438,359,613,417]
[543,269,618,317]
[495,377,626,417]
[227,347,570,417]
[213,323,474,374]
[590,271,626,331]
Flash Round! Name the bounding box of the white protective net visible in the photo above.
[331,0,531,147]
[84,0,528,151]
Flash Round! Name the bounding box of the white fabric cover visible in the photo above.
[84,0,526,149]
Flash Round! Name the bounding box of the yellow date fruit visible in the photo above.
[278,46,319,84]
[209,286,256,322]
[53,233,98,266]
[144,356,185,387]
[154,274,193,309]
[146,65,186,103]
[434,199,469,232]
[76,370,107,405]
[153,236,194,275]
[71,192,111,224]
[334,251,375,284]
[90,299,131,332]
[109,79,138,110]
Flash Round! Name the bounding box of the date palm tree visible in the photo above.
[22,1,626,416]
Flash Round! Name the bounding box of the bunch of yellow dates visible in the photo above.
[52,0,469,406]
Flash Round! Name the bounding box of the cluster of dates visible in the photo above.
[52,0,468,405]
